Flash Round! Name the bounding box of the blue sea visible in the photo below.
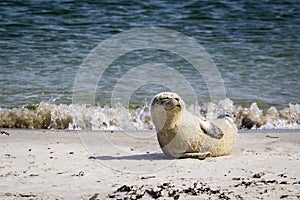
[0,0,299,129]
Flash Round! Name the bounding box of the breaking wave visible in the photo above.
[0,99,299,130]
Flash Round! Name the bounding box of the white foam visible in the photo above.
[0,100,299,130]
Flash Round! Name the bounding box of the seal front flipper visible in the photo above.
[199,119,224,139]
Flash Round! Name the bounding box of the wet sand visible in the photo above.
[0,129,299,199]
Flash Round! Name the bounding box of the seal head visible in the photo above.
[150,92,184,131]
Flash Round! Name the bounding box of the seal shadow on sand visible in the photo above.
[89,153,172,161]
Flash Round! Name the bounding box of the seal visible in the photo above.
[150,92,238,159]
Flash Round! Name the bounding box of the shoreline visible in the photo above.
[1,101,299,130]
[1,129,299,199]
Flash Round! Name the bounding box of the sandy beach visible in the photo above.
[0,129,299,199]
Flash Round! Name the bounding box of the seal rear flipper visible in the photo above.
[179,152,211,160]
[199,119,224,139]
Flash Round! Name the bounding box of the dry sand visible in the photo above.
[0,129,299,199]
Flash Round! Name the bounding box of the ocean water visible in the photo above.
[0,0,299,129]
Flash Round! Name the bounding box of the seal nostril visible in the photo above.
[175,98,180,101]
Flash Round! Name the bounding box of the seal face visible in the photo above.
[150,92,238,159]
[150,92,183,132]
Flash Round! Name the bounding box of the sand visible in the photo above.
[0,129,299,199]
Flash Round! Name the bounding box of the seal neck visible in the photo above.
[160,110,182,131]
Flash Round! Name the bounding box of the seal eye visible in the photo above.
[152,97,159,105]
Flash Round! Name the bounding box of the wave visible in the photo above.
[0,99,299,130]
